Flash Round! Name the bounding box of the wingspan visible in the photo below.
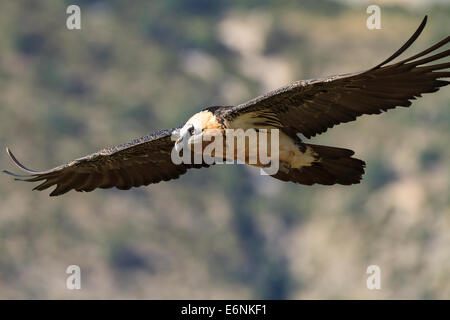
[3,128,208,196]
[222,16,450,138]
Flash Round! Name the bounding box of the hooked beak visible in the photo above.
[174,133,203,152]
[172,128,184,153]
[175,135,186,152]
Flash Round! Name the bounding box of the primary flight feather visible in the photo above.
[4,16,450,196]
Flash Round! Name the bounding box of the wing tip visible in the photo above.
[417,14,428,35]
[2,169,34,178]
[371,15,429,70]
[5,146,12,159]
[4,146,38,173]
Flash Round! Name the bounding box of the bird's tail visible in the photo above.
[272,144,365,185]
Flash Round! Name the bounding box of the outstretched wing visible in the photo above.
[3,128,207,196]
[222,16,450,138]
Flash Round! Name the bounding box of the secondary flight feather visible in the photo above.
[4,16,450,196]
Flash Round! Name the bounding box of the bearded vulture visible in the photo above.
[3,16,450,196]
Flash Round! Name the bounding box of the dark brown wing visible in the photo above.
[222,16,450,138]
[3,128,207,196]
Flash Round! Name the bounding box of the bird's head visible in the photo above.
[174,111,210,153]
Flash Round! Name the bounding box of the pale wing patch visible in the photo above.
[225,110,281,130]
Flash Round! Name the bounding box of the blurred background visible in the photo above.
[0,0,449,299]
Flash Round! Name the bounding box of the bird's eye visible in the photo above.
[188,126,195,135]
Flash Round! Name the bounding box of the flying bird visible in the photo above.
[4,16,450,196]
